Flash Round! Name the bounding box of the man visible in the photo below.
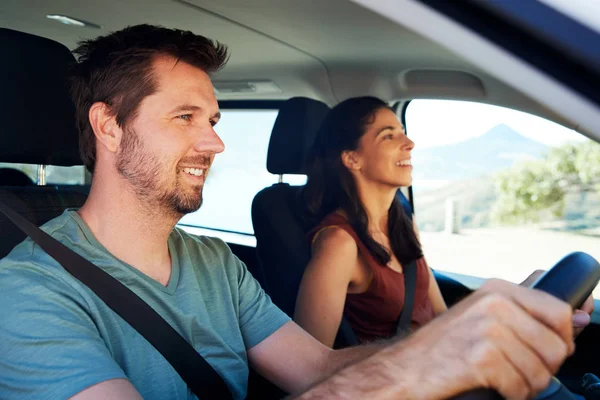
[0,24,591,400]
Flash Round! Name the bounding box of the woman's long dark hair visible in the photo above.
[303,96,423,266]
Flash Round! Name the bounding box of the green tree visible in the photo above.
[492,140,600,224]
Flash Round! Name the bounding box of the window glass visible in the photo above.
[179,109,305,235]
[0,163,37,183]
[0,163,85,185]
[46,165,86,185]
[539,0,600,34]
[406,100,600,298]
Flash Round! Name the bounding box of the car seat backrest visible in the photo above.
[0,28,87,259]
[252,97,418,350]
[0,168,35,186]
[251,97,331,317]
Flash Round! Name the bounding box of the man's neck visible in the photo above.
[77,174,179,285]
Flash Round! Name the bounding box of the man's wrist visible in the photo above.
[296,338,419,399]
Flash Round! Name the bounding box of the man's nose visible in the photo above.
[193,127,225,154]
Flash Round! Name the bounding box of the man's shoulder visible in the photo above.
[171,226,234,259]
[170,227,245,284]
[0,252,83,300]
[0,211,88,301]
[2,209,76,262]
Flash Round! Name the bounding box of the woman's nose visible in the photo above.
[402,135,415,151]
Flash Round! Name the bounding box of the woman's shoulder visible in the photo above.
[319,210,350,226]
[308,226,361,276]
[310,211,353,239]
[314,223,354,244]
[311,223,358,256]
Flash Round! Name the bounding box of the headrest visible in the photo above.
[267,97,330,175]
[0,168,35,186]
[0,28,81,166]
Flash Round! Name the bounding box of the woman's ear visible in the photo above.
[341,150,362,172]
[88,102,123,154]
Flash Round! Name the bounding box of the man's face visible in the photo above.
[116,56,224,216]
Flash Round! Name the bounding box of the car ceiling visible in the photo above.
[0,0,578,131]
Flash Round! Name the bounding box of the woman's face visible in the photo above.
[344,107,415,188]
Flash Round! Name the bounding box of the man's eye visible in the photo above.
[210,119,217,127]
[177,114,192,121]
[384,133,394,140]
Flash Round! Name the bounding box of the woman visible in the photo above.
[294,96,447,347]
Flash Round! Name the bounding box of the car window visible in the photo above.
[406,99,600,298]
[1,109,304,237]
[540,0,600,34]
[178,109,306,235]
[0,163,86,185]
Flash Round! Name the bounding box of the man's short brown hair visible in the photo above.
[70,24,228,172]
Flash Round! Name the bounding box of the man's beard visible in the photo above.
[116,128,207,215]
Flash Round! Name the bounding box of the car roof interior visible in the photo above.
[3,4,600,395]
[0,0,584,135]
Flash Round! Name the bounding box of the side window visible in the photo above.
[406,100,600,298]
[0,163,37,183]
[46,166,87,185]
[179,109,305,235]
[0,163,86,185]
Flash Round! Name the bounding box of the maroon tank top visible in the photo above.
[310,213,435,343]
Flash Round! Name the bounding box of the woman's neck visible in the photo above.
[353,179,397,234]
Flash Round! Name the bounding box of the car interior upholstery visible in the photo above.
[0,168,35,186]
[0,28,88,259]
[1,1,599,398]
[0,0,585,136]
[251,97,330,317]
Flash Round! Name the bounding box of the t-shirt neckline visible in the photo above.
[65,209,180,295]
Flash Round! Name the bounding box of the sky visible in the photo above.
[405,100,587,149]
[181,100,591,233]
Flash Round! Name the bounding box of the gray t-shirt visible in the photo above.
[0,210,289,399]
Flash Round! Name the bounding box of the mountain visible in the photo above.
[411,124,549,181]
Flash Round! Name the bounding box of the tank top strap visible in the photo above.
[309,213,377,265]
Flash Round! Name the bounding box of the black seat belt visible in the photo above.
[396,190,417,336]
[396,259,417,336]
[0,201,233,400]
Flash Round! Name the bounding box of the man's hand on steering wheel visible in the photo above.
[521,269,595,337]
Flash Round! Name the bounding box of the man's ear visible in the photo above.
[88,102,123,153]
[341,150,362,172]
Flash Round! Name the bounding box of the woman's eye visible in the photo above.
[384,133,394,140]
[210,119,217,127]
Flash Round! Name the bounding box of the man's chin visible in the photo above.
[165,190,203,215]
[173,198,203,215]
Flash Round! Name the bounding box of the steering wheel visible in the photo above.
[453,252,600,400]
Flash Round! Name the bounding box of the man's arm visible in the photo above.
[69,379,142,400]
[251,279,574,400]
[248,320,387,395]
[0,264,135,400]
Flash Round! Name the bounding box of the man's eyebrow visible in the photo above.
[168,104,220,120]
[169,104,202,114]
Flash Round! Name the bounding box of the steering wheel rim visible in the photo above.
[451,252,600,400]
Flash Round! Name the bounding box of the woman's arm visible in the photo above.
[427,267,448,315]
[412,217,447,315]
[294,227,360,348]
